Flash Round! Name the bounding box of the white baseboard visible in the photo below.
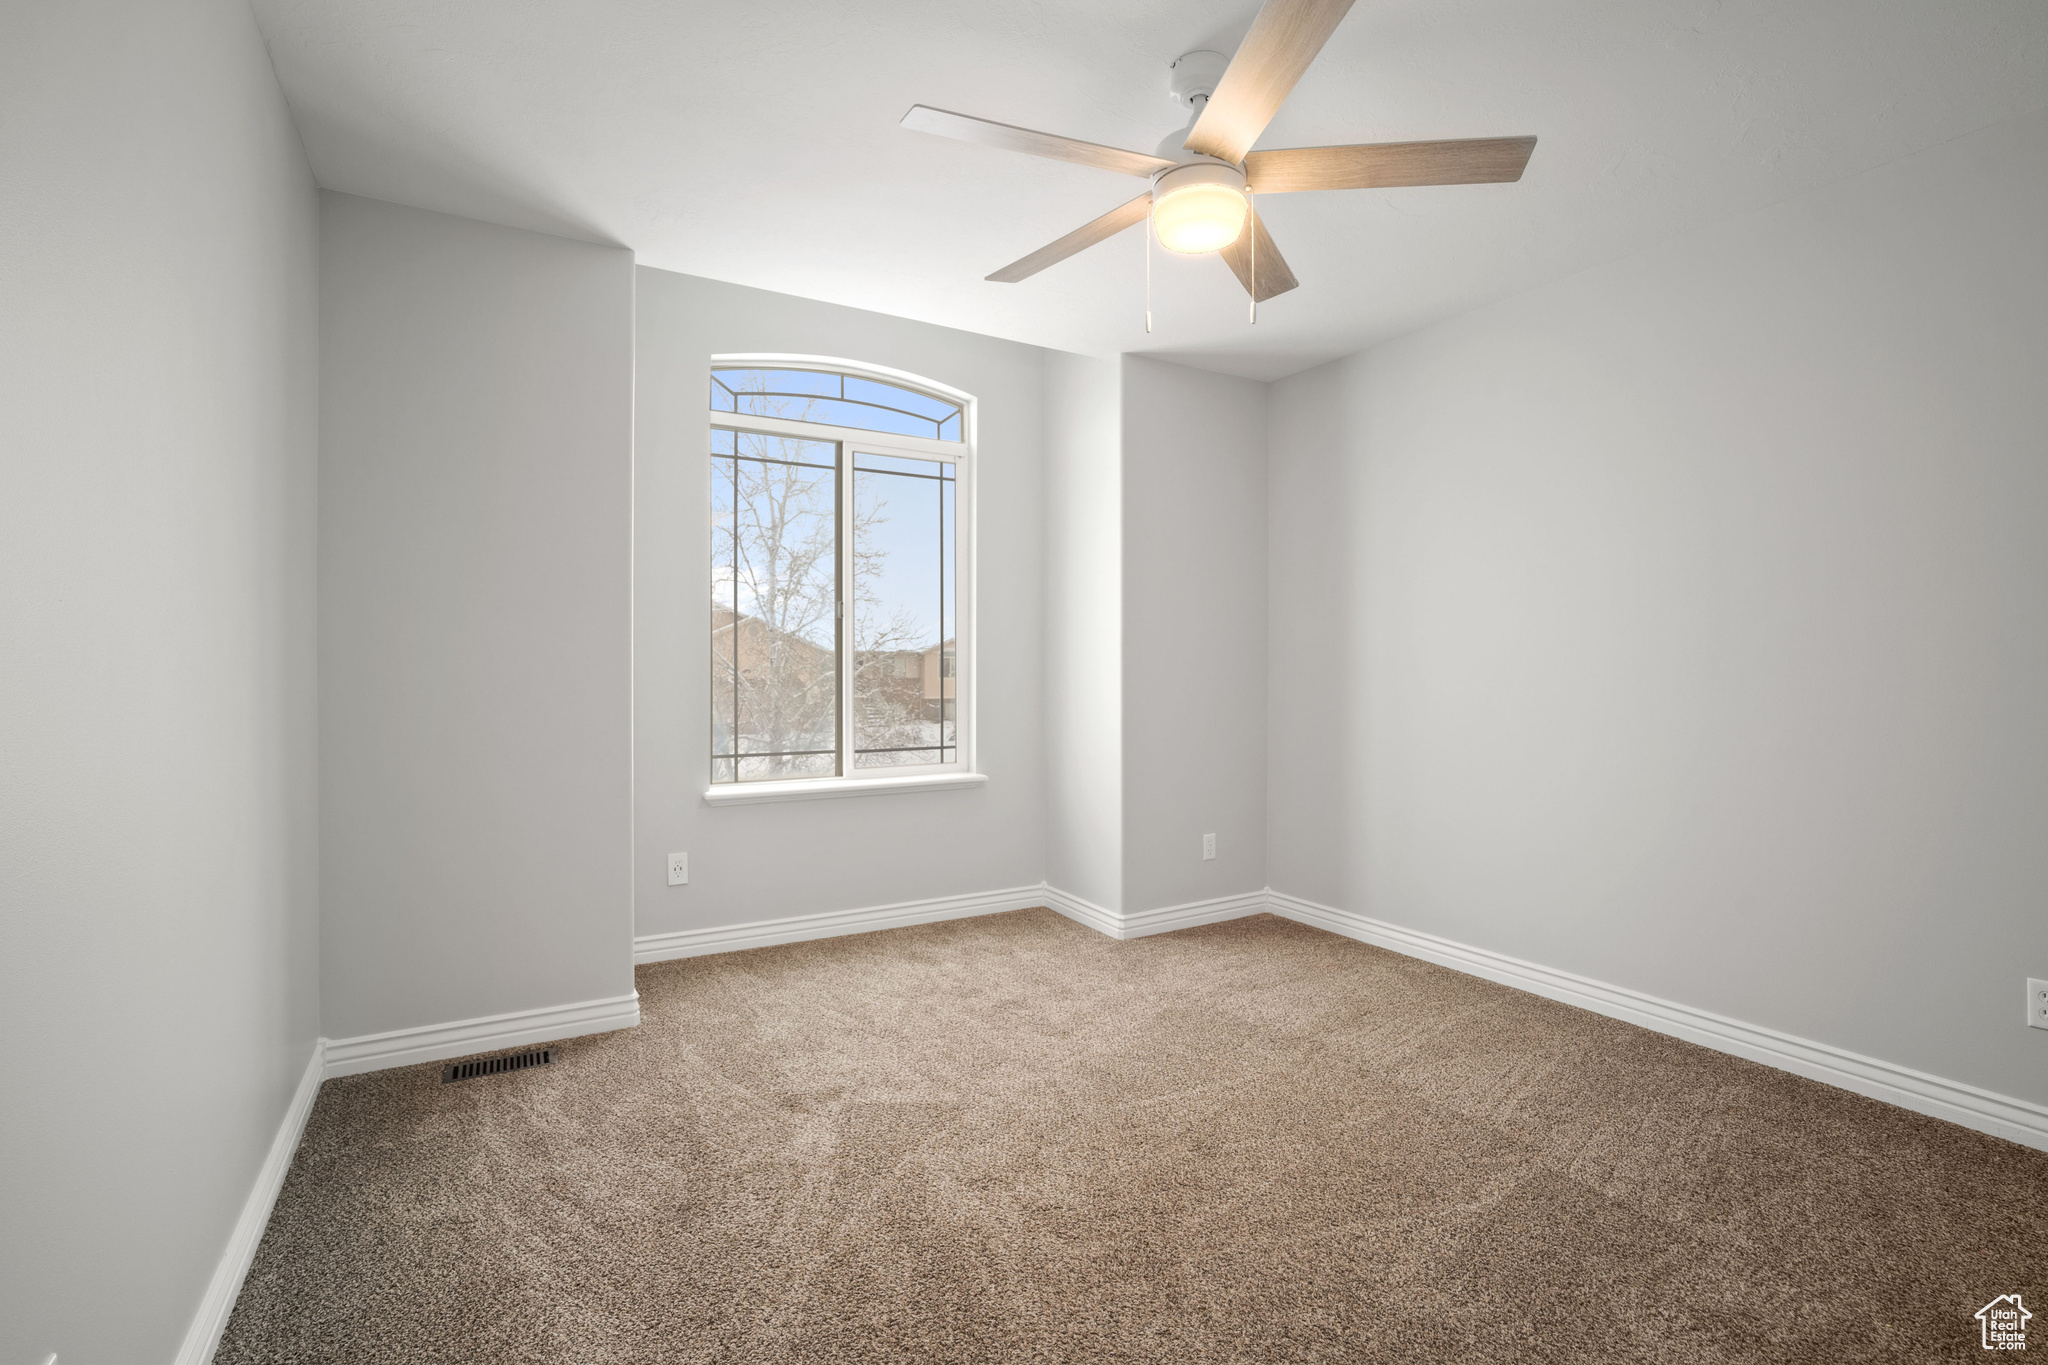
[1041,884,1268,940]
[174,1039,325,1365]
[1039,883,1118,936]
[634,882,1268,963]
[636,877,2044,1152]
[322,992,641,1079]
[634,884,1051,963]
[1266,889,2048,1153]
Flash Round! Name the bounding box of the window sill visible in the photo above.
[702,772,988,807]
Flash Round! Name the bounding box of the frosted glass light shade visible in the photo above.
[1153,183,1247,254]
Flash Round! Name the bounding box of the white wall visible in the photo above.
[1119,356,1269,914]
[635,269,1048,936]
[319,193,635,1038]
[0,1,320,1361]
[1045,352,1124,911]
[1267,108,2048,1107]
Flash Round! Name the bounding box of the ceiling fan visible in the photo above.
[900,0,1536,308]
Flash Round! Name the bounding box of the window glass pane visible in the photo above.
[711,431,839,782]
[854,450,957,477]
[842,376,956,423]
[852,452,956,768]
[712,368,962,442]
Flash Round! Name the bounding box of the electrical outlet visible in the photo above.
[2029,979,2048,1031]
[667,851,689,887]
[1202,833,1216,861]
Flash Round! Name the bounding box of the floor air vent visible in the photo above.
[443,1048,555,1084]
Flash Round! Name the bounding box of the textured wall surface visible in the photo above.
[1121,356,1269,913]
[1267,109,2048,1106]
[319,193,636,1039]
[1046,351,1126,911]
[0,1,321,1359]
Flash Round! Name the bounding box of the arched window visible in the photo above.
[707,357,972,790]
[712,366,962,442]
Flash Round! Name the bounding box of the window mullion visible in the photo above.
[837,440,853,776]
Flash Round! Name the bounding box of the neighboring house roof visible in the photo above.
[712,610,833,666]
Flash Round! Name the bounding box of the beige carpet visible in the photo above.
[218,909,2045,1363]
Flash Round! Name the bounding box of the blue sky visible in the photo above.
[855,451,955,652]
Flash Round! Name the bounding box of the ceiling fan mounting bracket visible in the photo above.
[1167,50,1229,111]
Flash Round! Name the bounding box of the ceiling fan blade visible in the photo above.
[1218,210,1299,302]
[1183,0,1357,165]
[903,106,1177,179]
[986,193,1154,283]
[1244,136,1538,193]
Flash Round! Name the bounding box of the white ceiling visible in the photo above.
[251,0,2048,380]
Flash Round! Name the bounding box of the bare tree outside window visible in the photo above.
[711,427,836,781]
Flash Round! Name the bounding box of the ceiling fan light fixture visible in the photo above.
[1151,162,1249,255]
[1154,184,1247,254]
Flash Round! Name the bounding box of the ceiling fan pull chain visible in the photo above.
[1248,187,1257,325]
[1145,203,1154,334]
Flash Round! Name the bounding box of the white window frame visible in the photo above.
[703,353,983,806]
